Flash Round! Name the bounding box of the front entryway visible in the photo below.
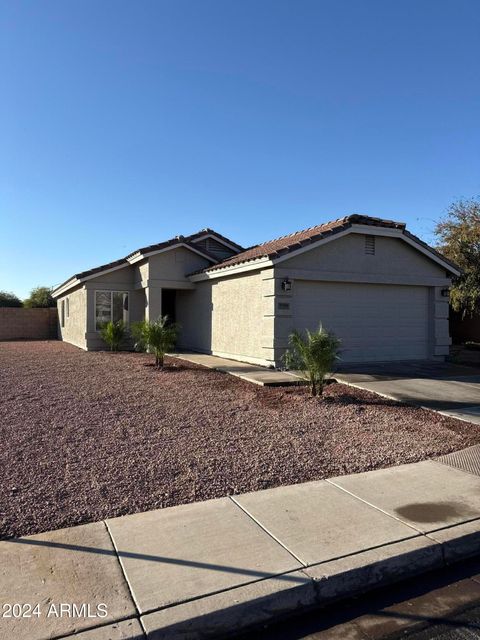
[161,289,176,323]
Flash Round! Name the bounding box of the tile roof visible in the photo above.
[53,228,243,294]
[203,214,406,272]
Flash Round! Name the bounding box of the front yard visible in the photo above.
[2,340,480,540]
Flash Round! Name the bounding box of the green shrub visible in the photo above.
[100,320,126,351]
[131,315,179,368]
[284,325,341,396]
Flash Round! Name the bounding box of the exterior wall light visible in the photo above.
[281,278,292,292]
[441,287,450,298]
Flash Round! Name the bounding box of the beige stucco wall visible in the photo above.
[282,233,446,279]
[176,282,213,351]
[57,285,87,349]
[146,247,210,284]
[177,269,275,366]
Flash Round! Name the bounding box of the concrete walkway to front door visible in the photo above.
[335,361,480,425]
[170,352,304,386]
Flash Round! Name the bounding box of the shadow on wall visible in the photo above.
[175,286,213,354]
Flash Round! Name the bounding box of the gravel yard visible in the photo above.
[2,340,480,540]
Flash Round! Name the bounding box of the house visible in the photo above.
[52,214,460,365]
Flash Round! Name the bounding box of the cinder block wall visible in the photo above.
[0,308,58,340]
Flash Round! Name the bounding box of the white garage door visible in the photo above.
[292,281,430,362]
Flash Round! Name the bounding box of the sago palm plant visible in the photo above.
[131,315,179,368]
[100,320,126,352]
[284,325,341,396]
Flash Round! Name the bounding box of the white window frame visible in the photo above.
[94,290,129,331]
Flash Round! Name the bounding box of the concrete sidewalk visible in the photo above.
[3,451,480,640]
[170,352,305,386]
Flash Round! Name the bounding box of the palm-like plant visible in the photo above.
[131,315,179,368]
[100,320,126,352]
[284,325,341,396]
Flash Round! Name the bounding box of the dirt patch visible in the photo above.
[2,340,480,540]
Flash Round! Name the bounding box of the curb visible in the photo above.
[140,520,480,639]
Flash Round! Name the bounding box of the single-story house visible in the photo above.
[52,214,460,365]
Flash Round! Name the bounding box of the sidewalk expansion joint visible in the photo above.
[229,494,307,566]
[325,479,427,536]
[103,520,142,618]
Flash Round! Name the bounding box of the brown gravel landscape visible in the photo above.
[1,340,480,540]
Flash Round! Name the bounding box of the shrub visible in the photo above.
[100,320,126,351]
[131,315,179,368]
[284,325,341,396]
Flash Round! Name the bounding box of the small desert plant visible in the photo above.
[131,315,179,368]
[100,320,126,351]
[284,325,341,396]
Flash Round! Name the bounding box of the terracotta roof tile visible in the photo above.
[203,214,406,272]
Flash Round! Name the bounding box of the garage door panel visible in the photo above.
[292,282,429,363]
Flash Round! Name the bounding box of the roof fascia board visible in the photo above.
[53,261,131,297]
[190,257,273,281]
[128,242,217,265]
[52,278,81,298]
[400,233,461,276]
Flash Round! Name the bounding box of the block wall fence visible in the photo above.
[0,308,58,341]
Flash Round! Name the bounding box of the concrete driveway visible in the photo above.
[335,361,480,425]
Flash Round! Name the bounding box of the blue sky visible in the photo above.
[1,0,479,298]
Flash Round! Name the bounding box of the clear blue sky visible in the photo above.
[1,0,479,298]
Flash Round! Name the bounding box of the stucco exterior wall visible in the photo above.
[57,285,87,349]
[176,282,213,351]
[147,248,210,285]
[282,233,447,279]
[178,269,275,366]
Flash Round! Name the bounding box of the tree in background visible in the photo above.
[435,199,480,318]
[0,291,23,307]
[23,286,56,308]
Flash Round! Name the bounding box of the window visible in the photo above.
[66,297,69,318]
[60,300,65,328]
[365,235,375,255]
[95,291,129,330]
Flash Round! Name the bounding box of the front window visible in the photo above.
[95,291,129,330]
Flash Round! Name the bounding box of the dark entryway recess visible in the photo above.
[161,289,176,323]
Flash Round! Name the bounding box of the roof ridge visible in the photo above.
[201,214,407,274]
